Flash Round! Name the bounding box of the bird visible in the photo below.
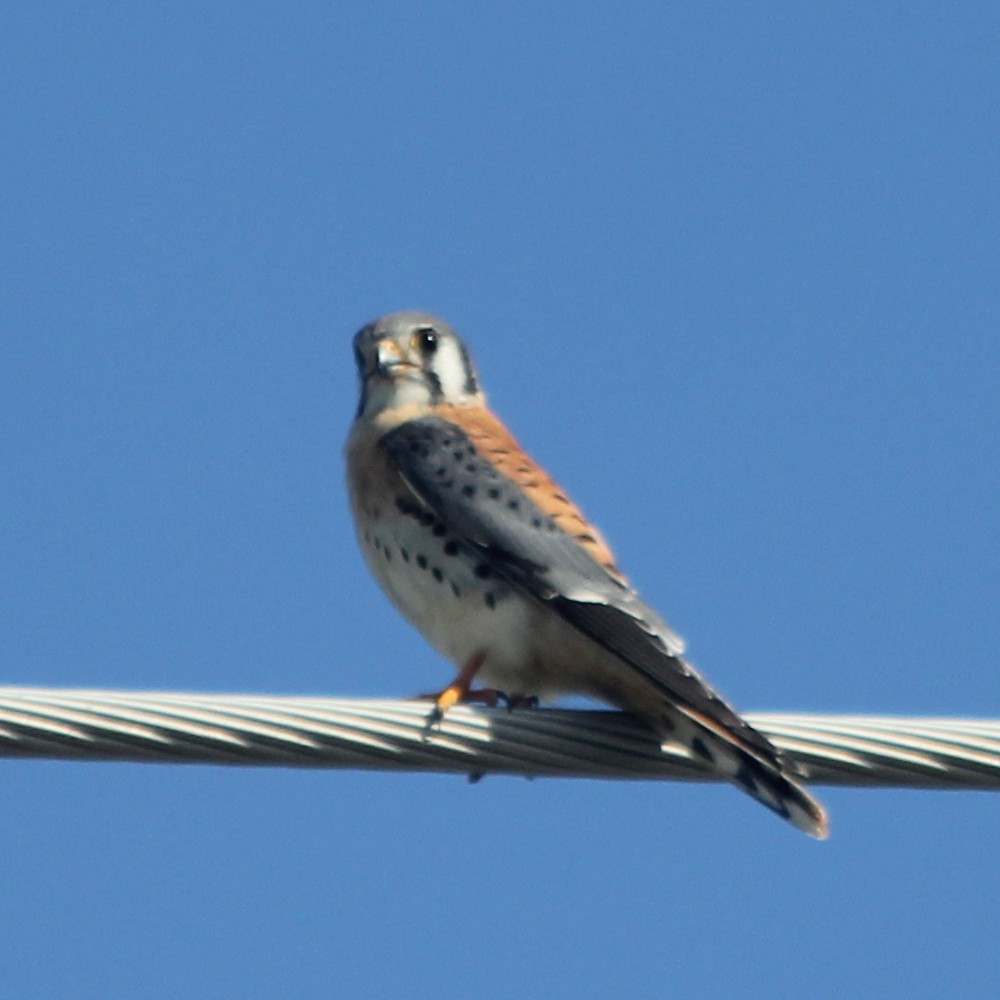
[346,310,829,839]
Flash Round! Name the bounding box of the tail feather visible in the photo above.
[671,706,829,839]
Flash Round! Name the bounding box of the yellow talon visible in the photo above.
[435,685,463,713]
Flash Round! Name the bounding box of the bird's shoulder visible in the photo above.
[428,404,626,584]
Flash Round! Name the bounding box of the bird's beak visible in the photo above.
[374,339,412,378]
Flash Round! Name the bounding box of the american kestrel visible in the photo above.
[346,310,828,838]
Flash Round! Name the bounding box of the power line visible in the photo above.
[1,687,998,790]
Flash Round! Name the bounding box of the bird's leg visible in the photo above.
[422,650,500,722]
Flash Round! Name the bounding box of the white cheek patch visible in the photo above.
[430,340,476,400]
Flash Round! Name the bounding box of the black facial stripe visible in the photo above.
[424,367,444,403]
[456,341,478,395]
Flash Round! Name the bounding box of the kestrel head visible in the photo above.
[352,311,484,419]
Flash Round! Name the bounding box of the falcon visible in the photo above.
[346,310,828,838]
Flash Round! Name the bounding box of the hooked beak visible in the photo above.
[374,339,414,378]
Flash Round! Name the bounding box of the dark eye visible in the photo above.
[416,327,438,357]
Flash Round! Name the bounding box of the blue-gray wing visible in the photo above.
[379,415,782,767]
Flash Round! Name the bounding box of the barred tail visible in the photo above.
[729,748,829,839]
[671,707,829,839]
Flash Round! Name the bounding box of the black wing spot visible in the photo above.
[735,764,758,796]
[401,548,410,562]
[416,555,428,570]
[484,592,496,609]
[507,499,520,511]
[487,488,501,500]
[474,564,492,580]
[432,567,444,583]
[462,484,476,498]
[451,583,461,597]
[433,523,447,537]
[690,737,715,764]
[443,541,460,557]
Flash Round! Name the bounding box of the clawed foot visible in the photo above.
[418,685,504,725]
[415,687,540,728]
[501,693,539,710]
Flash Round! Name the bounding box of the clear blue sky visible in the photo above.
[2,4,998,998]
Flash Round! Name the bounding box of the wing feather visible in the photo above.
[379,415,784,769]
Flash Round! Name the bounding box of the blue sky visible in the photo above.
[2,4,999,997]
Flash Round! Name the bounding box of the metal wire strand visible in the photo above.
[1,687,999,790]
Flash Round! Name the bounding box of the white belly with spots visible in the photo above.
[356,512,592,698]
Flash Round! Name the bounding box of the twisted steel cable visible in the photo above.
[0,686,998,790]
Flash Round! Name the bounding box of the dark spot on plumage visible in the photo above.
[453,450,465,461]
[507,499,520,511]
[484,592,496,609]
[396,495,424,518]
[487,487,501,500]
[690,737,715,763]
[474,563,492,580]
[435,466,449,479]
[383,547,392,561]
[416,555,428,570]
[420,512,435,528]
[465,463,477,473]
[433,523,447,537]
[462,484,476,498]
[432,567,444,583]
[450,582,461,597]
[372,537,382,552]
[401,548,410,562]
[532,517,543,528]
[443,540,460,556]
[735,764,758,795]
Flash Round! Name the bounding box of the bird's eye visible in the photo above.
[416,328,438,358]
